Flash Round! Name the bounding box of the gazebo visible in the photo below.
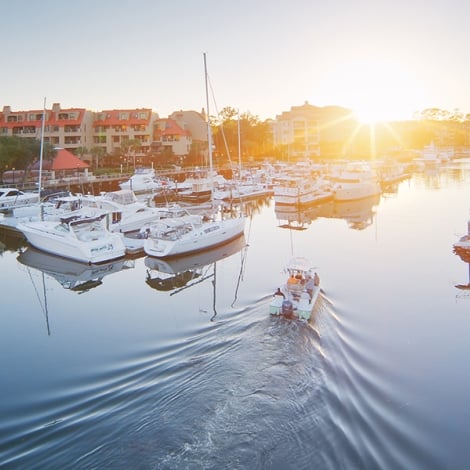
[32,147,89,180]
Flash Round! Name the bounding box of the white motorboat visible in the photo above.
[329,162,381,201]
[143,212,245,258]
[17,213,126,264]
[269,256,321,321]
[0,187,39,211]
[80,189,170,233]
[119,168,174,194]
[273,176,333,207]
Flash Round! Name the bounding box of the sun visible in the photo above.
[322,58,422,124]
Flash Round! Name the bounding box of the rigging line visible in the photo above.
[231,240,249,308]
[26,267,50,335]
[207,74,233,167]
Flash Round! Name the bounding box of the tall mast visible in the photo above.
[38,97,46,201]
[203,52,212,173]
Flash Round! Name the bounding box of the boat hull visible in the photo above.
[18,221,126,264]
[144,217,245,258]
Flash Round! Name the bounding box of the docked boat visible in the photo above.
[0,187,39,211]
[144,53,246,259]
[143,211,245,258]
[80,189,170,233]
[17,213,126,264]
[119,167,174,194]
[329,162,381,201]
[269,256,321,321]
[273,176,333,207]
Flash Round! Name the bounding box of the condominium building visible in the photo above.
[0,103,94,151]
[272,101,357,160]
[92,108,158,155]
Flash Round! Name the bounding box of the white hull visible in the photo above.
[0,188,39,211]
[144,216,245,258]
[334,181,381,201]
[269,257,321,321]
[18,218,126,264]
[274,177,333,206]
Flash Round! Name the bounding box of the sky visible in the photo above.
[2,0,469,123]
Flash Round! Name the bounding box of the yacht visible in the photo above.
[0,187,39,211]
[143,211,245,258]
[273,175,333,206]
[329,162,381,201]
[18,213,126,264]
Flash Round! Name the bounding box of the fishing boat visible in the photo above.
[269,256,321,321]
[17,213,126,264]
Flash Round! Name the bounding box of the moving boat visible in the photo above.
[17,213,126,264]
[269,256,321,321]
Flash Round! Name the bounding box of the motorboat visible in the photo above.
[17,246,134,292]
[80,189,171,233]
[119,168,175,194]
[273,176,333,207]
[17,213,126,264]
[269,256,321,321]
[328,162,381,201]
[0,187,39,211]
[143,211,245,258]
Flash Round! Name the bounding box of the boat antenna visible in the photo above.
[38,97,46,201]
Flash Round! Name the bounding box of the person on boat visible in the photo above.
[305,275,315,301]
[274,287,285,298]
[287,274,297,285]
[313,272,320,286]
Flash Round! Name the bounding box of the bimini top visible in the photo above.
[286,256,314,273]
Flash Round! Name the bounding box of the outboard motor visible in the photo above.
[281,299,294,318]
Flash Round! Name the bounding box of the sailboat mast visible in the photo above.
[203,52,212,174]
[38,97,46,201]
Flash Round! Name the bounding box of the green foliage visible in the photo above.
[0,135,55,171]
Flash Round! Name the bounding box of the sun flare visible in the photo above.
[322,58,423,124]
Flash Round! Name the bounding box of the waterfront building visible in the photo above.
[0,103,94,153]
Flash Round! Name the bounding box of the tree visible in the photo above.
[90,146,106,168]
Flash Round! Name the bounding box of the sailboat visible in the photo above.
[143,53,245,258]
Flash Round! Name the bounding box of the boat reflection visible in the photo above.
[275,194,380,231]
[330,194,380,230]
[145,234,246,296]
[17,247,135,293]
[275,201,333,230]
[0,227,27,254]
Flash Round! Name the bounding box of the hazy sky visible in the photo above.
[2,0,469,122]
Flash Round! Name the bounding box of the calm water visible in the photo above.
[1,161,470,469]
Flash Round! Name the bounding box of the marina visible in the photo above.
[1,159,470,468]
